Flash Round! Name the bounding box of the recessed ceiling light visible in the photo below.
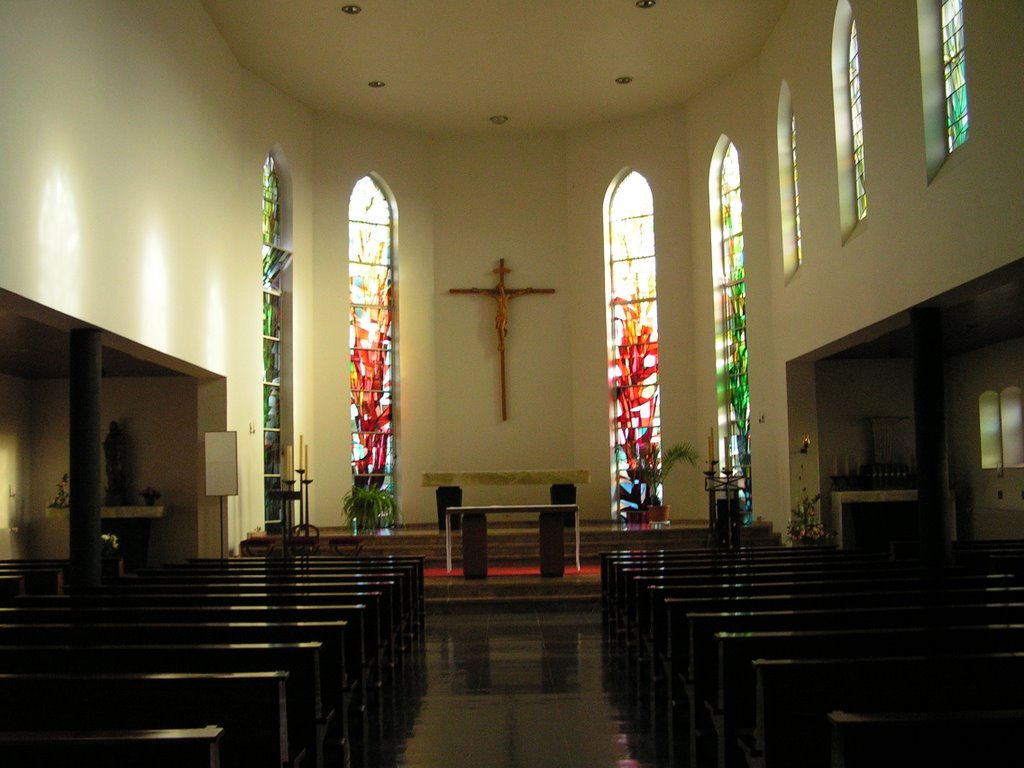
[368,80,386,88]
[489,115,509,125]
[341,4,362,14]
[615,76,633,85]
[636,0,656,8]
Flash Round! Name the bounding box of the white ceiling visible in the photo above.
[199,0,789,135]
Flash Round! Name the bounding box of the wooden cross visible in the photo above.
[449,259,555,421]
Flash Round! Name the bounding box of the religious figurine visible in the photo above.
[103,420,130,506]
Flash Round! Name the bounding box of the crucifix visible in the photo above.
[449,259,555,420]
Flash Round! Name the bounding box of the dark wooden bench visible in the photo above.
[709,623,1024,768]
[0,575,24,598]
[78,577,397,660]
[615,552,901,644]
[0,670,294,768]
[0,618,352,756]
[672,592,1024,766]
[748,652,1024,768]
[827,708,1024,768]
[0,564,65,595]
[641,564,1002,661]
[176,555,425,635]
[0,602,370,701]
[0,725,225,768]
[0,641,327,768]
[130,564,414,648]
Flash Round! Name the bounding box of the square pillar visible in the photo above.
[461,512,488,579]
[538,509,565,577]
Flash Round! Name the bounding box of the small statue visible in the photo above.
[103,421,129,506]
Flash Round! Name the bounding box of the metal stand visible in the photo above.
[705,463,746,549]
[268,482,301,558]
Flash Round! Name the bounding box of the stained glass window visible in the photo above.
[791,112,803,268]
[718,143,752,517]
[849,20,867,221]
[349,176,395,493]
[942,0,969,152]
[262,154,290,525]
[608,171,661,516]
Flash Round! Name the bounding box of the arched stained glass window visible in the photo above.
[849,20,867,221]
[262,153,291,527]
[941,0,969,152]
[778,81,803,281]
[349,175,395,493]
[717,142,752,517]
[607,170,661,518]
[791,112,803,268]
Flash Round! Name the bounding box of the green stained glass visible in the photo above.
[262,156,279,246]
[718,142,752,515]
[608,171,661,514]
[942,0,969,152]
[849,20,867,221]
[791,112,803,266]
[349,176,396,492]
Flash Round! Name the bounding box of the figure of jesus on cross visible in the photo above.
[450,259,555,420]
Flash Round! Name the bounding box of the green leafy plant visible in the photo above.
[342,485,398,531]
[635,442,700,507]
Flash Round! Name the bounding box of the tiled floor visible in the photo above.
[354,607,674,768]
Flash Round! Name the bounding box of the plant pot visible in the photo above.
[648,504,670,523]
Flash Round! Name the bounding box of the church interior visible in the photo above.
[1,1,1024,766]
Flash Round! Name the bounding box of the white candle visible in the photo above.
[304,445,310,479]
[298,434,305,471]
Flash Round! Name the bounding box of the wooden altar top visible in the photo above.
[422,469,590,487]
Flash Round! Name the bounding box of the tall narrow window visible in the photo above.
[262,153,292,528]
[941,0,969,152]
[849,20,867,221]
[607,170,661,517]
[715,141,752,517]
[349,175,395,494]
[778,81,803,282]
[832,1,865,236]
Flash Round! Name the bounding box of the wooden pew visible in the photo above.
[0,670,295,768]
[672,591,1024,767]
[175,555,425,638]
[0,619,352,756]
[747,652,1024,768]
[0,642,327,768]
[0,564,65,595]
[0,575,24,598]
[124,567,408,656]
[0,602,370,703]
[709,623,1024,768]
[74,577,397,670]
[0,726,225,768]
[827,708,1024,768]
[600,546,848,623]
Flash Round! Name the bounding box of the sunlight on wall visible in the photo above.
[0,445,9,528]
[37,169,82,315]
[141,230,169,351]
[979,390,1002,469]
[206,278,225,374]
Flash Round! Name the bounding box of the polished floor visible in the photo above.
[354,607,674,768]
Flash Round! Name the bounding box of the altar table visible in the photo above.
[423,469,590,531]
[444,504,580,578]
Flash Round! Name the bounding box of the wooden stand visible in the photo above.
[705,466,745,549]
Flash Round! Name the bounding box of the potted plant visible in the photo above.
[342,484,398,532]
[636,441,700,523]
[786,491,831,545]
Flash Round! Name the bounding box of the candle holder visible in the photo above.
[705,464,745,550]
[268,480,301,558]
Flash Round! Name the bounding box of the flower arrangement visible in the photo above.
[786,491,831,543]
[49,473,70,508]
[101,533,120,558]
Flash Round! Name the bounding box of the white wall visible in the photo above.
[2,0,1022,543]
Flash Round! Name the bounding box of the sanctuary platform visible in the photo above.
[267,518,781,612]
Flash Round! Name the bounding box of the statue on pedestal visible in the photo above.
[103,420,130,506]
